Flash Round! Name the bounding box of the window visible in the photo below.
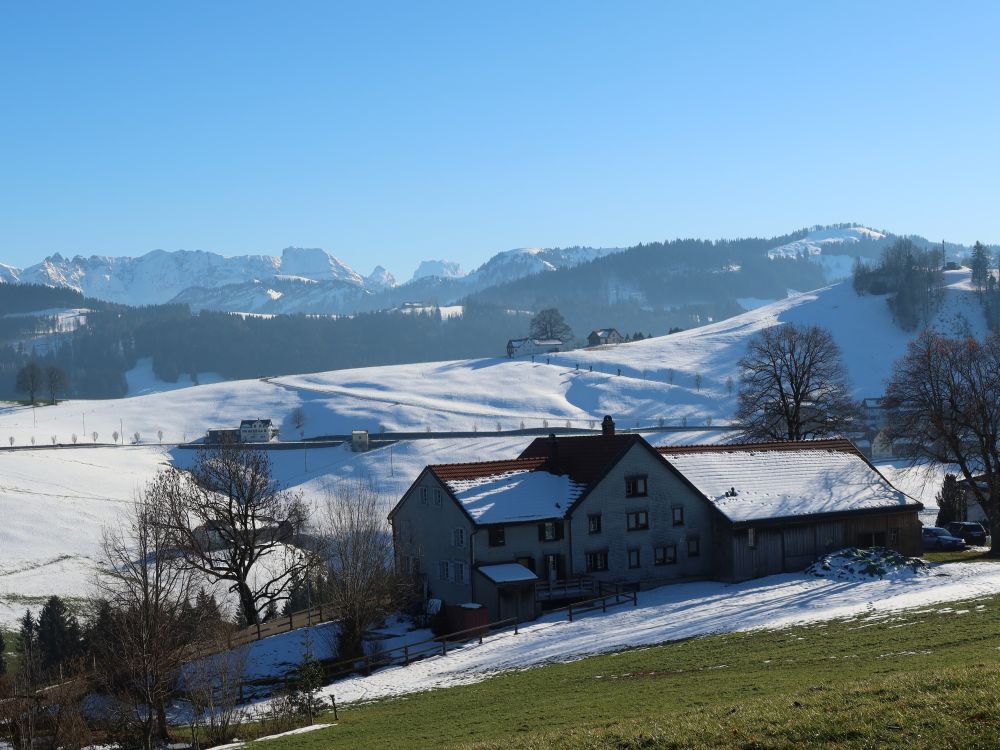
[488,526,506,547]
[626,510,649,531]
[628,548,641,569]
[452,527,466,548]
[538,521,563,542]
[586,550,609,572]
[672,506,685,526]
[433,488,443,507]
[438,560,450,581]
[655,545,677,566]
[858,532,887,548]
[452,561,466,584]
[420,487,428,505]
[687,537,700,557]
[747,527,756,549]
[625,475,648,497]
[888,528,899,545]
[588,513,602,534]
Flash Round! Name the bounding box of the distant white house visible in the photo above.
[506,337,564,358]
[240,418,278,443]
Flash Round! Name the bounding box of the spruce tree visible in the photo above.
[37,595,82,673]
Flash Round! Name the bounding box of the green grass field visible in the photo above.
[255,590,1000,750]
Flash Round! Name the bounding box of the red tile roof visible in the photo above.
[429,457,548,483]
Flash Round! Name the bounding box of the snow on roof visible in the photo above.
[477,563,539,584]
[443,467,584,524]
[659,444,918,523]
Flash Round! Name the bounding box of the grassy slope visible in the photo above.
[259,589,1000,750]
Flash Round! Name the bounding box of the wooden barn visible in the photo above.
[657,440,923,581]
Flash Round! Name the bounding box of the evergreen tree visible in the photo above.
[17,610,39,680]
[0,629,6,675]
[971,241,991,292]
[935,473,966,526]
[36,595,82,673]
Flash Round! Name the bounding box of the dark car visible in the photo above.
[922,526,967,551]
[946,521,988,546]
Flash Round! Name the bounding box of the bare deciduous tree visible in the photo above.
[182,643,250,749]
[158,444,315,626]
[95,485,195,750]
[885,331,1000,556]
[291,406,306,433]
[323,476,404,659]
[735,324,856,441]
[529,308,573,343]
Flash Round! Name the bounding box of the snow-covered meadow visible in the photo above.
[0,270,988,626]
[298,559,1000,705]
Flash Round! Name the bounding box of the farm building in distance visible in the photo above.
[506,337,565,358]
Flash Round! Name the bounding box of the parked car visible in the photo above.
[921,526,967,551]
[945,521,988,546]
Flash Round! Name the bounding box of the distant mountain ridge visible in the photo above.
[0,224,974,315]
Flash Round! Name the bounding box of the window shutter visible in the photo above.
[538,523,546,541]
[556,521,565,540]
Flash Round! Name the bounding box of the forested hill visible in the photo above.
[0,225,945,401]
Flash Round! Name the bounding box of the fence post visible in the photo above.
[514,617,519,635]
[633,592,638,607]
[441,639,447,656]
[256,621,262,641]
[568,603,573,622]
[404,644,410,666]
[602,596,606,613]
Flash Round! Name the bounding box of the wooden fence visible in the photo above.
[315,587,639,683]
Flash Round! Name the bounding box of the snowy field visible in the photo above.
[308,560,1000,706]
[0,271,985,625]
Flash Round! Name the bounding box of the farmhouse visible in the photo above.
[506,337,564,358]
[239,418,278,443]
[389,419,921,621]
[587,328,622,347]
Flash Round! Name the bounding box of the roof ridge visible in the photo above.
[429,456,547,470]
[658,438,858,454]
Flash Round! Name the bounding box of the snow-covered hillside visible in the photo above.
[767,225,889,281]
[0,270,987,625]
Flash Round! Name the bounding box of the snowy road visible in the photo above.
[316,561,1000,705]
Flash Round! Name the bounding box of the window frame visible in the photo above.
[452,527,466,548]
[420,487,428,505]
[672,505,685,526]
[452,560,466,584]
[438,559,450,581]
[585,550,609,572]
[747,527,756,549]
[654,544,677,566]
[687,537,700,557]
[588,513,602,534]
[488,526,506,547]
[625,475,649,498]
[627,548,641,569]
[626,510,650,531]
[433,488,443,507]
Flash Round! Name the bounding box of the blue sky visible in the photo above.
[1,2,998,280]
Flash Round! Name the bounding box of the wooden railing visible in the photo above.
[320,616,521,681]
[535,574,598,600]
[315,587,638,683]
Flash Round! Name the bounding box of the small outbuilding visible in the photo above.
[587,329,622,347]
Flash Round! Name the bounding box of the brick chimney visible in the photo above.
[601,415,615,437]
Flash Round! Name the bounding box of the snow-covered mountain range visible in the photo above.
[0,242,626,312]
[0,225,955,314]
